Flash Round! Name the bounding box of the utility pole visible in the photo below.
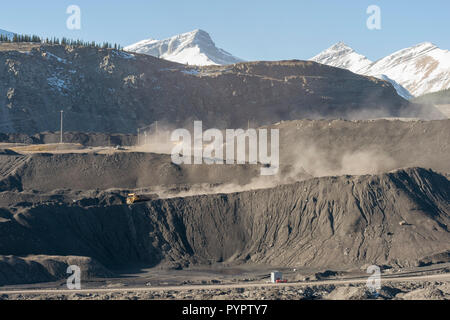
[60,110,64,144]
[137,128,140,145]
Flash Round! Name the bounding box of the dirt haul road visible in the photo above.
[0,272,449,296]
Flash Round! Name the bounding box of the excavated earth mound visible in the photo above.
[0,255,113,286]
[0,152,260,192]
[0,119,449,193]
[274,119,450,175]
[0,120,448,286]
[0,168,448,284]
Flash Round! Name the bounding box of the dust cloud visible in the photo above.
[154,141,398,199]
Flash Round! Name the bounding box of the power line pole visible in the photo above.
[60,110,64,144]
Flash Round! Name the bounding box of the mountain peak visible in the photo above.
[178,29,210,39]
[394,41,439,55]
[125,29,243,66]
[311,42,372,73]
[329,41,353,52]
[189,28,209,36]
[415,41,437,49]
[181,29,215,47]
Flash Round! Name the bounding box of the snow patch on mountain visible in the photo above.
[125,29,243,66]
[372,74,414,100]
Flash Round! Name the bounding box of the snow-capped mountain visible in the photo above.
[311,42,412,99]
[311,41,450,98]
[125,29,243,66]
[0,29,14,39]
[310,42,372,73]
[358,42,450,97]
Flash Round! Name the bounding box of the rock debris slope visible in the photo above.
[0,168,448,271]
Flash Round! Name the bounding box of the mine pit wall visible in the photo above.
[0,168,448,270]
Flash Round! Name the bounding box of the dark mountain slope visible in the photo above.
[0,43,424,134]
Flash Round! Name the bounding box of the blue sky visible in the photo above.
[1,0,449,61]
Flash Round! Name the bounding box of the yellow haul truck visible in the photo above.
[126,193,157,204]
